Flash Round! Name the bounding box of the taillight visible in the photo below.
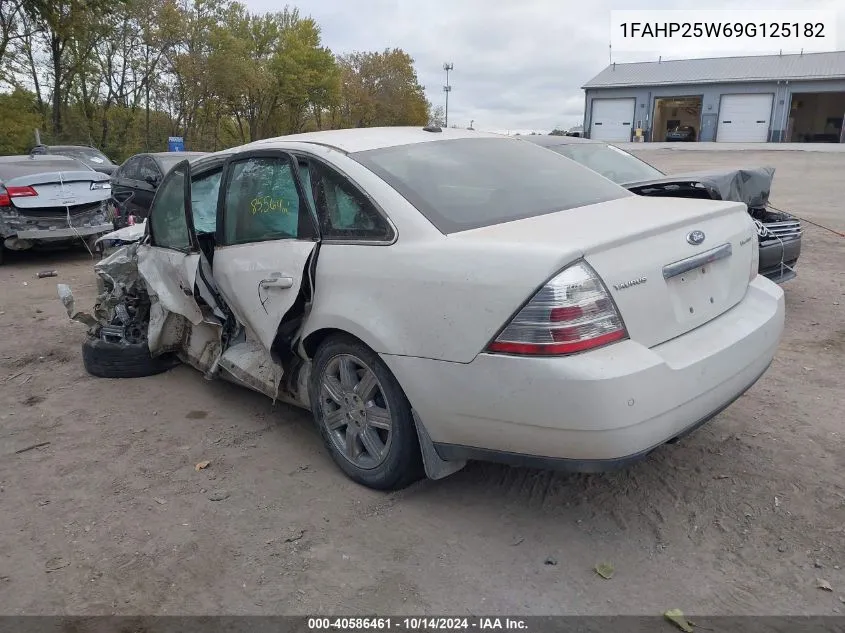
[6,186,38,198]
[0,189,9,207]
[487,261,627,356]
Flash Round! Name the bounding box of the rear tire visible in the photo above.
[308,335,424,490]
[81,336,179,379]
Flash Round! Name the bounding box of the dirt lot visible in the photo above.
[1,149,843,616]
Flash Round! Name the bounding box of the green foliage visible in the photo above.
[336,49,430,129]
[1,0,430,160]
[0,89,41,154]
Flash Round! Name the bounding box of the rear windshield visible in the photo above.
[548,143,664,185]
[158,155,187,172]
[0,158,88,181]
[158,153,205,173]
[351,138,630,233]
[53,147,113,165]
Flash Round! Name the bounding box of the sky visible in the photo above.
[243,0,844,134]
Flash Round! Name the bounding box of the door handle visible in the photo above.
[259,276,293,289]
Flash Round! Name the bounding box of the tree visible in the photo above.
[0,1,434,157]
[0,90,42,154]
[0,0,25,70]
[209,4,279,142]
[428,104,445,127]
[23,0,126,138]
[272,9,338,134]
[336,48,429,128]
[549,128,566,136]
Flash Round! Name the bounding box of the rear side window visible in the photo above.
[352,138,630,234]
[305,160,393,241]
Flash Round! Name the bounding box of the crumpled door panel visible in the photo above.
[137,245,204,327]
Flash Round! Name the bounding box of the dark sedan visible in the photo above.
[110,151,206,222]
[30,144,118,175]
[665,125,697,142]
[524,135,802,284]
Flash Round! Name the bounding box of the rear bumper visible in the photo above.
[434,360,771,473]
[759,237,801,283]
[382,276,784,468]
[13,223,113,240]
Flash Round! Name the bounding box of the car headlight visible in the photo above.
[90,182,111,190]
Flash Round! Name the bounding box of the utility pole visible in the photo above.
[443,62,453,128]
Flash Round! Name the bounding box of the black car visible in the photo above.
[665,125,697,142]
[524,135,802,284]
[110,151,206,221]
[30,144,118,175]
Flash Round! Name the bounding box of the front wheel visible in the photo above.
[82,336,179,378]
[308,335,424,490]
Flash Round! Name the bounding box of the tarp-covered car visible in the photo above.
[525,135,803,284]
[60,128,785,491]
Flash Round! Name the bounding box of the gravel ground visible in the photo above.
[0,149,843,616]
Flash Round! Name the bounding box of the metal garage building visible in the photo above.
[582,50,845,143]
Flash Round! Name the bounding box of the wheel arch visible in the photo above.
[300,318,389,359]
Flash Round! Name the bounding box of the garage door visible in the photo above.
[716,94,773,142]
[590,98,635,142]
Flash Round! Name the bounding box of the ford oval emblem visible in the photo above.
[686,230,706,246]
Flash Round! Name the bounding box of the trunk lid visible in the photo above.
[454,195,757,349]
[5,171,110,210]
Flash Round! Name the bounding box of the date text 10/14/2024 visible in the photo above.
[307,617,529,631]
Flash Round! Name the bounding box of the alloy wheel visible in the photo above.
[318,354,394,469]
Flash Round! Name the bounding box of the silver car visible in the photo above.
[0,154,113,264]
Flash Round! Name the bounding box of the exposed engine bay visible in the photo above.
[624,166,802,283]
[58,242,314,409]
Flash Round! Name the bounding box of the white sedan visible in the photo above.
[61,127,785,490]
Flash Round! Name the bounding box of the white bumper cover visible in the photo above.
[382,276,784,463]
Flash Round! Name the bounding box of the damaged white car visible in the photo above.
[60,128,785,490]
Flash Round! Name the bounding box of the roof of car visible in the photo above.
[520,135,603,148]
[148,151,207,158]
[43,145,103,152]
[244,126,504,154]
[118,152,207,166]
[0,154,82,164]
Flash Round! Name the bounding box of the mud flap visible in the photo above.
[412,410,466,480]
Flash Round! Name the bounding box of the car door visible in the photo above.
[211,149,319,352]
[136,157,163,217]
[111,157,139,218]
[141,160,204,343]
